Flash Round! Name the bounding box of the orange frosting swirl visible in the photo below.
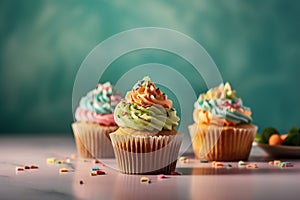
[125,77,172,108]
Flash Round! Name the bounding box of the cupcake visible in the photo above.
[72,82,122,158]
[189,82,257,161]
[110,76,183,174]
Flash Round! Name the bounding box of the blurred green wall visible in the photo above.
[1,0,300,134]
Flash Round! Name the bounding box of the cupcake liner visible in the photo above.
[110,132,183,174]
[72,122,118,158]
[189,124,257,161]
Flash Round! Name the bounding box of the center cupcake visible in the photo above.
[110,76,183,174]
[189,82,257,161]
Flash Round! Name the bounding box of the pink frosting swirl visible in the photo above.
[75,107,117,126]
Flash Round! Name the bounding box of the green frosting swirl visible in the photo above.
[114,100,179,131]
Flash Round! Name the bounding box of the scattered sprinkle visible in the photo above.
[16,167,24,171]
[238,161,246,166]
[79,180,84,185]
[93,159,100,164]
[246,164,258,169]
[279,162,293,168]
[90,172,97,176]
[24,166,30,169]
[274,160,281,165]
[92,167,100,171]
[268,161,274,165]
[170,171,182,175]
[226,164,232,168]
[30,165,39,169]
[179,157,190,163]
[214,162,224,167]
[47,157,57,164]
[157,174,166,179]
[140,176,151,183]
[200,160,208,163]
[59,168,69,173]
[96,170,105,175]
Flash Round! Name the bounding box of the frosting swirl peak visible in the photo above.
[114,77,179,132]
[194,82,252,126]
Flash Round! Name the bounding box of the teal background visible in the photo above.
[1,0,300,135]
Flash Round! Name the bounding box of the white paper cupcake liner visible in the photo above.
[72,122,118,158]
[110,132,183,174]
[189,124,257,161]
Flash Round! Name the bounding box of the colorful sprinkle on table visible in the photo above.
[59,168,69,173]
[140,177,151,183]
[246,164,258,169]
[170,171,182,175]
[157,174,166,179]
[96,170,105,175]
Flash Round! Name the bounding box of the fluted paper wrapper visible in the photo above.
[72,122,118,158]
[110,132,183,174]
[189,124,257,161]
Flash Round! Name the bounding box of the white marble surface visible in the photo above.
[1,136,300,200]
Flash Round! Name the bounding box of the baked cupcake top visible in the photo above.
[193,82,252,126]
[114,76,179,133]
[75,82,122,126]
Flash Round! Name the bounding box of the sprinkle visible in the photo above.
[93,159,100,164]
[246,164,258,169]
[140,177,150,182]
[238,161,246,166]
[79,180,84,184]
[24,166,30,169]
[101,164,106,167]
[96,170,105,175]
[170,171,182,175]
[16,167,24,171]
[65,158,72,164]
[274,160,281,165]
[30,165,39,169]
[200,160,208,163]
[179,157,187,162]
[47,157,57,164]
[55,160,62,164]
[279,162,293,168]
[226,164,232,168]
[211,161,217,167]
[92,167,100,171]
[90,172,97,176]
[268,161,274,165]
[59,168,69,173]
[157,174,166,179]
[214,162,224,167]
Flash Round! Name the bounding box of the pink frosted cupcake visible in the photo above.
[72,82,122,158]
[189,82,257,161]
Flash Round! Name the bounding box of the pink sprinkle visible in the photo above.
[157,174,166,179]
[170,171,182,175]
[93,159,100,164]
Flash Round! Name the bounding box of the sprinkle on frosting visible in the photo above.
[193,82,252,126]
[114,77,179,132]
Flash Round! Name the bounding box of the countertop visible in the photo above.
[1,135,300,200]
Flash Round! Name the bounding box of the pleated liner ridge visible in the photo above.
[110,133,183,174]
[189,124,257,161]
[72,122,118,158]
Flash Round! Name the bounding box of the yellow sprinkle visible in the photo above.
[90,172,97,176]
[140,176,150,182]
[274,160,281,165]
[47,157,57,164]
